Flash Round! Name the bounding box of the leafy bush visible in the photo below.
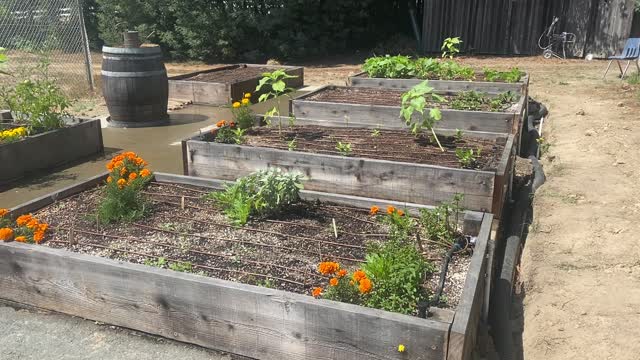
[208,168,304,226]
[1,60,69,135]
[363,55,416,79]
[93,0,405,61]
[98,152,153,224]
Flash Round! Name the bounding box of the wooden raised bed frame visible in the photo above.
[0,172,493,360]
[348,72,530,95]
[168,64,304,106]
[0,118,104,186]
[291,85,526,138]
[182,120,515,218]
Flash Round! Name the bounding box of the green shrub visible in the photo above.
[1,61,69,135]
[207,168,304,226]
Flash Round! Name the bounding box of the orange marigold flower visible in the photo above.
[107,176,113,183]
[358,277,372,294]
[337,269,347,278]
[229,121,236,128]
[0,208,8,217]
[311,287,322,298]
[397,209,405,216]
[114,160,124,169]
[369,206,379,216]
[16,214,32,226]
[140,169,151,178]
[117,178,126,189]
[33,230,45,243]
[120,167,127,177]
[386,205,396,215]
[106,162,114,171]
[232,102,241,109]
[241,98,249,105]
[0,227,14,241]
[216,120,227,127]
[26,218,39,229]
[329,278,339,286]
[349,280,355,286]
[318,261,340,275]
[37,223,49,233]
[352,270,367,282]
[128,172,138,181]
[14,236,26,243]
[134,157,145,166]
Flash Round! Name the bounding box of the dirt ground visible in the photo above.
[8,53,640,359]
[464,57,640,360]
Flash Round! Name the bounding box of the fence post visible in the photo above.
[77,0,94,92]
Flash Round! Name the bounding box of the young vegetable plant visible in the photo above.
[206,168,304,226]
[483,67,523,83]
[400,81,446,151]
[455,147,481,168]
[419,194,465,248]
[287,138,297,151]
[335,141,352,156]
[441,37,462,59]
[454,129,464,142]
[256,69,298,134]
[371,128,381,137]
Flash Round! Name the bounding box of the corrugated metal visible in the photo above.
[421,0,635,57]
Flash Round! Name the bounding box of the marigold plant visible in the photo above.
[98,152,152,224]
[2,213,49,244]
[0,126,27,144]
[214,120,246,145]
[231,92,254,130]
[316,263,373,304]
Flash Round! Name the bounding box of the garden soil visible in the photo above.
[2,55,640,359]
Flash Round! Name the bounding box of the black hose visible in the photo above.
[431,239,465,308]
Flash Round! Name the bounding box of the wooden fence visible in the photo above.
[420,0,636,58]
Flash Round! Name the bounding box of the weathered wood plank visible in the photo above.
[185,140,496,212]
[291,87,518,134]
[348,72,529,94]
[447,214,494,360]
[168,64,304,106]
[0,118,104,185]
[0,241,451,360]
[154,172,488,220]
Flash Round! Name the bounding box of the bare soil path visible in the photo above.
[466,57,640,360]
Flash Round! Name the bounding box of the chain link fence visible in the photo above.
[0,0,94,97]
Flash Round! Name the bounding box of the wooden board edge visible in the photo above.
[446,214,494,360]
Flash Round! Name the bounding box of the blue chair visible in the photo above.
[603,38,640,79]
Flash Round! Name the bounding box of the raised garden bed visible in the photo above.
[182,121,515,218]
[168,64,304,105]
[0,172,493,360]
[348,71,530,94]
[291,86,526,137]
[0,117,103,186]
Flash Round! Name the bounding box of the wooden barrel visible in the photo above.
[101,45,169,127]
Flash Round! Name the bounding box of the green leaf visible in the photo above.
[429,108,442,121]
[272,80,286,92]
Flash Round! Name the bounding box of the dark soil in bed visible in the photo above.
[185,66,274,83]
[212,125,504,171]
[304,86,516,111]
[35,182,472,310]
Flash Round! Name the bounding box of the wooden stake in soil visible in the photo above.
[181,196,185,210]
[68,227,77,245]
[332,218,338,239]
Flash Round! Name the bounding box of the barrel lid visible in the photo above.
[102,45,162,55]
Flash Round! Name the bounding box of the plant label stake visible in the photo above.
[181,196,185,210]
[332,218,338,239]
